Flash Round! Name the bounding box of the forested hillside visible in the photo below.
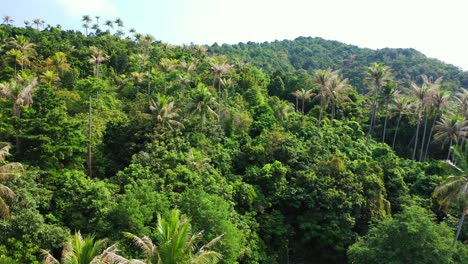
[209,36,468,92]
[0,20,467,264]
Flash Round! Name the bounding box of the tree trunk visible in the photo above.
[423,112,439,161]
[295,97,298,112]
[331,101,335,122]
[382,101,388,143]
[392,114,402,149]
[147,67,151,97]
[447,137,453,161]
[419,111,429,161]
[452,207,466,247]
[367,103,377,139]
[301,99,305,122]
[318,97,324,129]
[412,109,422,160]
[87,96,93,177]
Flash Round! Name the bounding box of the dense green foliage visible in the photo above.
[0,20,467,264]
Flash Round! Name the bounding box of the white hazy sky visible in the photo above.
[2,0,468,70]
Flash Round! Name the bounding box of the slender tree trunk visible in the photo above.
[301,99,305,122]
[382,101,389,143]
[147,67,151,97]
[392,114,402,149]
[412,109,422,160]
[447,137,453,161]
[96,62,100,78]
[331,102,335,122]
[295,97,298,112]
[452,207,466,247]
[87,96,93,177]
[419,111,429,161]
[423,112,439,161]
[318,97,324,129]
[367,103,377,139]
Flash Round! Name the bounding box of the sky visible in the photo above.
[2,0,468,70]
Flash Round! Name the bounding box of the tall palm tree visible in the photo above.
[188,85,219,130]
[88,46,109,78]
[292,88,315,121]
[390,94,412,149]
[2,15,13,25]
[312,69,337,128]
[124,209,223,264]
[365,63,392,138]
[42,231,127,264]
[328,75,351,121]
[210,60,233,110]
[82,15,92,36]
[51,51,70,77]
[8,35,37,70]
[32,18,43,30]
[433,146,468,247]
[114,18,124,38]
[418,75,443,161]
[410,79,430,160]
[104,20,114,32]
[423,88,450,161]
[380,80,398,143]
[434,115,468,160]
[273,100,294,123]
[41,70,59,85]
[0,143,24,219]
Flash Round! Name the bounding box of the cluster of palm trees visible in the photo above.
[291,69,351,125]
[42,210,223,264]
[2,15,46,30]
[82,15,125,37]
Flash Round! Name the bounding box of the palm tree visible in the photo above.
[292,88,315,121]
[149,98,184,131]
[2,15,13,25]
[41,70,59,85]
[82,15,92,36]
[42,231,127,264]
[273,100,294,123]
[418,75,443,161]
[8,35,37,70]
[188,85,219,130]
[390,94,412,149]
[328,74,351,121]
[433,146,468,246]
[380,80,398,143]
[423,88,450,161]
[104,20,114,32]
[0,143,24,219]
[365,63,392,138]
[434,115,468,160]
[0,77,38,117]
[312,69,337,128]
[33,18,44,30]
[410,78,430,160]
[210,59,234,111]
[88,46,109,78]
[114,18,124,38]
[124,209,223,264]
[51,51,70,77]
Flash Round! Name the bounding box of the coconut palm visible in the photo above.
[455,88,468,118]
[41,70,59,85]
[291,88,315,121]
[434,115,468,160]
[104,20,114,32]
[410,79,430,160]
[149,98,184,131]
[418,75,443,161]
[42,231,127,264]
[312,69,337,128]
[273,99,294,123]
[32,18,43,30]
[423,88,450,161]
[188,85,219,130]
[433,146,468,246]
[51,52,70,77]
[82,15,92,36]
[380,80,398,143]
[88,46,109,78]
[210,59,233,110]
[8,35,37,70]
[328,74,351,121]
[365,63,392,138]
[390,94,412,149]
[0,143,24,219]
[124,209,222,264]
[0,77,38,117]
[2,15,13,25]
